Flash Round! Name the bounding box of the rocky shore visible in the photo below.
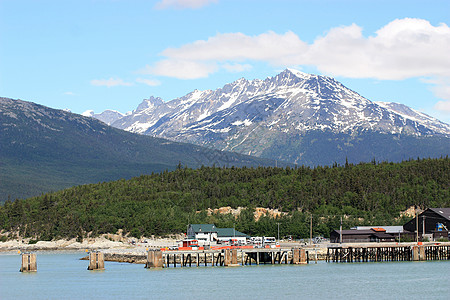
[0,236,179,253]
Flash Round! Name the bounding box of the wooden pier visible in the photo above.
[326,244,450,263]
[145,248,309,268]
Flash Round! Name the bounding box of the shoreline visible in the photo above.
[3,239,449,265]
[0,236,178,253]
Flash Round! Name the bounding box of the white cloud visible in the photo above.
[142,59,218,79]
[222,63,252,73]
[309,18,450,80]
[155,0,217,10]
[435,100,450,113]
[90,78,133,87]
[161,31,307,65]
[136,78,161,86]
[63,91,75,96]
[148,19,450,81]
[428,78,450,113]
[144,18,450,115]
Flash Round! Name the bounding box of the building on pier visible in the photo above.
[330,228,395,243]
[187,224,250,245]
[216,228,250,244]
[187,224,218,243]
[403,208,450,241]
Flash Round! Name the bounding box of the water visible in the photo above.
[1,251,449,299]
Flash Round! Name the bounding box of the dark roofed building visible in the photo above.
[403,208,450,241]
[216,228,250,244]
[330,228,396,243]
[187,224,218,242]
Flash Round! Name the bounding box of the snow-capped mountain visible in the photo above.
[82,109,125,125]
[90,69,450,165]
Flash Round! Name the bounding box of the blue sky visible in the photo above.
[1,0,450,123]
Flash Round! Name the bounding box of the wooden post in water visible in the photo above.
[292,248,300,264]
[20,253,37,272]
[229,249,239,266]
[88,251,105,270]
[299,248,307,264]
[231,249,237,265]
[224,249,231,266]
[419,246,425,261]
[145,250,163,268]
[412,246,419,261]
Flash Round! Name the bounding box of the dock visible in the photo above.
[326,244,450,263]
[145,247,310,268]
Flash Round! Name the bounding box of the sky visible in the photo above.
[1,0,450,123]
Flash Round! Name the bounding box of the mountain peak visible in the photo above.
[284,68,311,79]
[82,110,94,117]
[92,70,450,144]
[136,96,164,112]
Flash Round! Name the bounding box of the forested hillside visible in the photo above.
[0,97,282,202]
[1,158,449,241]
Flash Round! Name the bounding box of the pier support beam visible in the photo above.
[292,248,299,264]
[232,249,238,265]
[145,250,163,268]
[419,246,425,261]
[224,249,231,266]
[88,251,105,270]
[20,253,37,272]
[412,246,420,261]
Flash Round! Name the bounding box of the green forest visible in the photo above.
[1,157,449,241]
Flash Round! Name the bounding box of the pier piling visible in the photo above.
[145,250,163,268]
[292,248,299,264]
[20,253,37,272]
[88,251,105,270]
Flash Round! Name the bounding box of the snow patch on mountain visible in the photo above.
[89,69,450,153]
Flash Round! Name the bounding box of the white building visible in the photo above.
[187,224,249,245]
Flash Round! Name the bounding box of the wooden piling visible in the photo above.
[292,248,300,264]
[419,246,425,261]
[228,249,239,266]
[224,249,231,266]
[88,251,105,270]
[412,246,419,261]
[20,253,37,272]
[299,248,307,264]
[145,250,163,268]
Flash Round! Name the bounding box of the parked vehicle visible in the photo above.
[263,236,277,245]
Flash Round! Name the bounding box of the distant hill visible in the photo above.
[0,97,284,202]
[1,158,448,240]
[92,69,450,165]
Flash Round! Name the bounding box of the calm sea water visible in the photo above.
[1,251,449,299]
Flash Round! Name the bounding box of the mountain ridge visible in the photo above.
[0,97,285,202]
[87,69,450,165]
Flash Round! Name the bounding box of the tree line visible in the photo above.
[0,157,448,241]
